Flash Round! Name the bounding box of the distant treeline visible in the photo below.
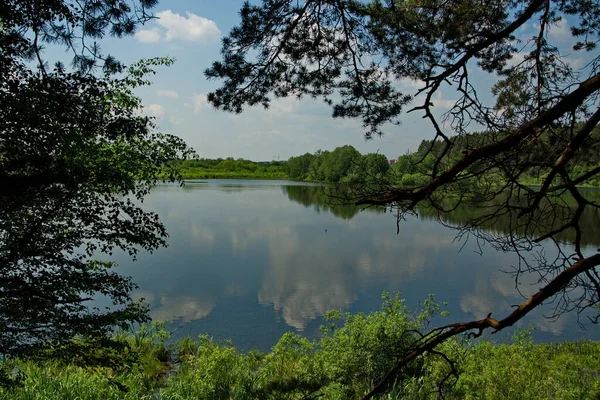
[287,145,390,183]
[398,126,600,188]
[173,145,390,183]
[175,158,288,180]
[174,125,600,187]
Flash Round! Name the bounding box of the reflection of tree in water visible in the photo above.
[285,185,600,247]
[282,185,363,220]
[417,190,600,248]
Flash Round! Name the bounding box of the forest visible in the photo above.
[172,145,390,183]
[174,158,289,179]
[393,127,600,188]
[174,127,600,188]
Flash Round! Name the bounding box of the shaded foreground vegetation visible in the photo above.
[1,294,599,400]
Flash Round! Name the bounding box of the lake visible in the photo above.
[112,180,600,351]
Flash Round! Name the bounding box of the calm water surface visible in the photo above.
[112,180,599,351]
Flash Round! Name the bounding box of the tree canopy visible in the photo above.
[287,145,388,183]
[207,0,600,397]
[0,0,191,365]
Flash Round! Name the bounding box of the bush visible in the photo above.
[2,297,600,400]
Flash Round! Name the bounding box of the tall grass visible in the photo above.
[1,295,599,399]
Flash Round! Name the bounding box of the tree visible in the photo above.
[206,0,600,397]
[308,149,331,181]
[0,0,191,365]
[287,153,316,180]
[343,153,390,185]
[324,144,362,182]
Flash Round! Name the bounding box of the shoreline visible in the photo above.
[175,174,600,190]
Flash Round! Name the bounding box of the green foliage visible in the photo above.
[313,293,437,398]
[452,340,600,400]
[1,299,599,399]
[296,146,389,184]
[161,293,442,399]
[320,145,362,182]
[205,0,600,139]
[1,0,158,74]
[0,322,173,398]
[0,55,192,360]
[390,153,431,187]
[170,146,395,184]
[287,153,316,180]
[0,0,192,368]
[173,158,288,180]
[390,127,600,189]
[167,335,254,399]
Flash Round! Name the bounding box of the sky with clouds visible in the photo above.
[84,1,594,161]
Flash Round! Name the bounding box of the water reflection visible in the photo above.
[283,185,362,219]
[112,181,598,350]
[416,190,600,248]
[135,291,216,322]
[258,226,358,329]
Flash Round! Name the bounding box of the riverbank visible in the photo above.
[8,339,597,400]
[169,155,600,189]
[176,173,600,190]
[2,296,599,399]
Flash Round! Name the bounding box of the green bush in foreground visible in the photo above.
[1,294,599,399]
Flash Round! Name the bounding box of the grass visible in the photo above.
[1,295,599,399]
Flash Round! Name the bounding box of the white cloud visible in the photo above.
[135,28,161,43]
[505,49,581,70]
[152,295,215,322]
[505,51,527,68]
[431,92,456,110]
[549,18,571,42]
[565,56,585,69]
[398,78,423,91]
[156,10,221,42]
[146,104,167,118]
[192,93,210,113]
[191,224,215,246]
[268,97,300,115]
[156,89,179,98]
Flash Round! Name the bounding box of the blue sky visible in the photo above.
[86,1,592,161]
